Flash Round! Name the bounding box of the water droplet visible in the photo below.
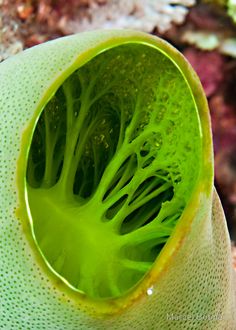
[147,286,154,296]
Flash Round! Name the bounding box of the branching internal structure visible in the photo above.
[26,44,202,299]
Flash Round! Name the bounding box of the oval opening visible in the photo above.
[26,43,202,299]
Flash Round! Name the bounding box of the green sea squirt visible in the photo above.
[1,29,235,329]
[26,43,202,299]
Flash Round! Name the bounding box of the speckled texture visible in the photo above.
[0,30,235,329]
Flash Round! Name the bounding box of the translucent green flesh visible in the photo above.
[26,44,202,299]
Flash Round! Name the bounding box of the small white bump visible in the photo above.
[147,286,154,296]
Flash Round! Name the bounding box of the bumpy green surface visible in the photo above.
[1,30,235,329]
[27,44,201,298]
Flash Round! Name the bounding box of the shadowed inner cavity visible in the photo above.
[26,43,202,299]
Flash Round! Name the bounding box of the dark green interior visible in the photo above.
[26,43,202,299]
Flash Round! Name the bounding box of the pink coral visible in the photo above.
[184,48,225,97]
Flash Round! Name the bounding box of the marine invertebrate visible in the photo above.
[0,29,235,329]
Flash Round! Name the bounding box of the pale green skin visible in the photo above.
[0,30,235,328]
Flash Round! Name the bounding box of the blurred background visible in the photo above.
[1,0,235,240]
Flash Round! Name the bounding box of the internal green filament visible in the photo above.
[26,43,202,299]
